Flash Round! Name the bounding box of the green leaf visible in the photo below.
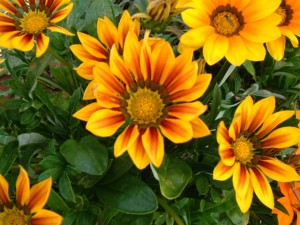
[227,206,249,225]
[39,155,65,170]
[243,61,256,77]
[195,174,210,195]
[47,189,70,212]
[110,212,154,225]
[0,141,19,175]
[155,155,192,199]
[60,136,108,175]
[17,132,47,147]
[59,172,76,203]
[39,167,63,181]
[97,175,158,214]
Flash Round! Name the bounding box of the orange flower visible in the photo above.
[73,31,212,169]
[273,182,300,225]
[297,110,300,154]
[0,0,74,57]
[213,96,300,212]
[267,0,300,61]
[70,10,140,99]
[0,166,62,225]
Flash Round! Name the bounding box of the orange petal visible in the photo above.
[97,17,118,49]
[257,157,300,182]
[27,178,52,213]
[246,96,275,132]
[232,162,250,199]
[86,109,125,137]
[160,118,193,143]
[235,182,253,213]
[170,74,212,102]
[219,143,235,166]
[47,25,74,36]
[69,44,99,62]
[140,38,152,81]
[83,80,97,100]
[75,61,96,80]
[36,33,50,57]
[50,2,73,23]
[190,117,211,138]
[77,32,107,59]
[142,127,164,168]
[114,125,139,157]
[261,127,300,148]
[0,174,11,204]
[212,161,234,181]
[12,33,34,52]
[168,102,207,121]
[272,197,294,225]
[31,209,63,225]
[127,135,151,170]
[73,102,103,121]
[94,85,121,108]
[16,166,30,206]
[216,121,232,145]
[0,1,17,14]
[256,110,295,139]
[250,167,274,209]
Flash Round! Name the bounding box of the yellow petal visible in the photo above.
[142,127,164,168]
[256,110,295,138]
[36,33,50,57]
[226,36,248,66]
[31,209,63,225]
[94,85,121,108]
[128,135,151,170]
[168,102,207,121]
[213,161,234,181]
[73,102,103,122]
[47,25,74,36]
[250,167,274,209]
[86,109,125,137]
[83,80,97,100]
[235,182,253,213]
[160,118,193,143]
[266,35,286,61]
[244,39,266,61]
[77,32,107,59]
[216,121,232,145]
[114,125,139,157]
[261,127,300,148]
[16,166,30,206]
[0,174,11,204]
[12,33,34,52]
[28,177,52,213]
[97,17,118,49]
[280,26,299,48]
[219,143,235,166]
[69,44,99,62]
[258,157,300,182]
[232,162,250,199]
[76,61,96,80]
[50,2,73,23]
[190,117,211,138]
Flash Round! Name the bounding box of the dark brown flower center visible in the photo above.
[275,1,293,26]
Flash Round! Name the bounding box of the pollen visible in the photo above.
[0,206,30,225]
[127,88,165,125]
[232,136,255,165]
[213,11,240,36]
[20,10,49,35]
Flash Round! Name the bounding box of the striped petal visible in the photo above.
[86,109,125,137]
[0,1,17,14]
[250,167,274,209]
[160,118,193,143]
[0,174,11,204]
[216,121,232,145]
[27,178,52,213]
[31,209,63,225]
[190,117,211,138]
[36,33,50,57]
[73,102,103,122]
[257,157,300,182]
[12,34,34,52]
[261,127,300,148]
[213,161,234,181]
[232,162,250,200]
[75,61,96,80]
[49,0,70,12]
[47,25,74,36]
[168,102,207,121]
[77,32,107,59]
[16,166,30,206]
[50,2,73,23]
[69,44,99,62]
[235,182,253,213]
[97,17,118,49]
[142,127,164,168]
[114,125,139,157]
[219,143,235,166]
[128,135,151,170]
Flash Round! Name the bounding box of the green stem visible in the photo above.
[157,196,185,225]
[201,61,232,104]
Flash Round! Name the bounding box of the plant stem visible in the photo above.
[157,196,185,225]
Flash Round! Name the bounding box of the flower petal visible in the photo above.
[77,32,107,59]
[31,209,63,225]
[142,127,164,168]
[213,161,234,181]
[16,166,30,206]
[12,33,34,52]
[97,17,118,49]
[219,143,235,166]
[168,102,207,121]
[27,178,52,213]
[86,109,125,137]
[73,102,103,122]
[216,121,232,145]
[235,183,253,213]
[0,174,11,204]
[50,2,73,23]
[160,118,193,143]
[250,167,274,209]
[75,61,95,80]
[257,157,300,182]
[272,197,294,225]
[266,35,286,61]
[190,117,211,138]
[232,162,250,200]
[36,33,50,57]
[114,125,139,157]
[69,44,99,62]
[226,36,248,66]
[47,25,74,36]
[261,127,300,148]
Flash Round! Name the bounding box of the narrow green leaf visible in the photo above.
[59,172,76,203]
[0,141,19,175]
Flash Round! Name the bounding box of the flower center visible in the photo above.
[0,206,30,225]
[275,1,293,26]
[20,10,49,34]
[126,88,165,126]
[232,136,255,164]
[211,5,243,36]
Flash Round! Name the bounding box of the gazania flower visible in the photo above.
[70,10,140,99]
[0,0,74,57]
[267,0,300,61]
[273,182,300,225]
[179,0,282,66]
[213,96,300,213]
[73,31,212,169]
[0,166,62,225]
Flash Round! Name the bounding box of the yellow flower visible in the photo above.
[70,10,140,99]
[273,182,300,225]
[73,31,212,170]
[213,96,300,213]
[267,0,300,61]
[179,0,282,66]
[0,166,62,225]
[0,0,74,57]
